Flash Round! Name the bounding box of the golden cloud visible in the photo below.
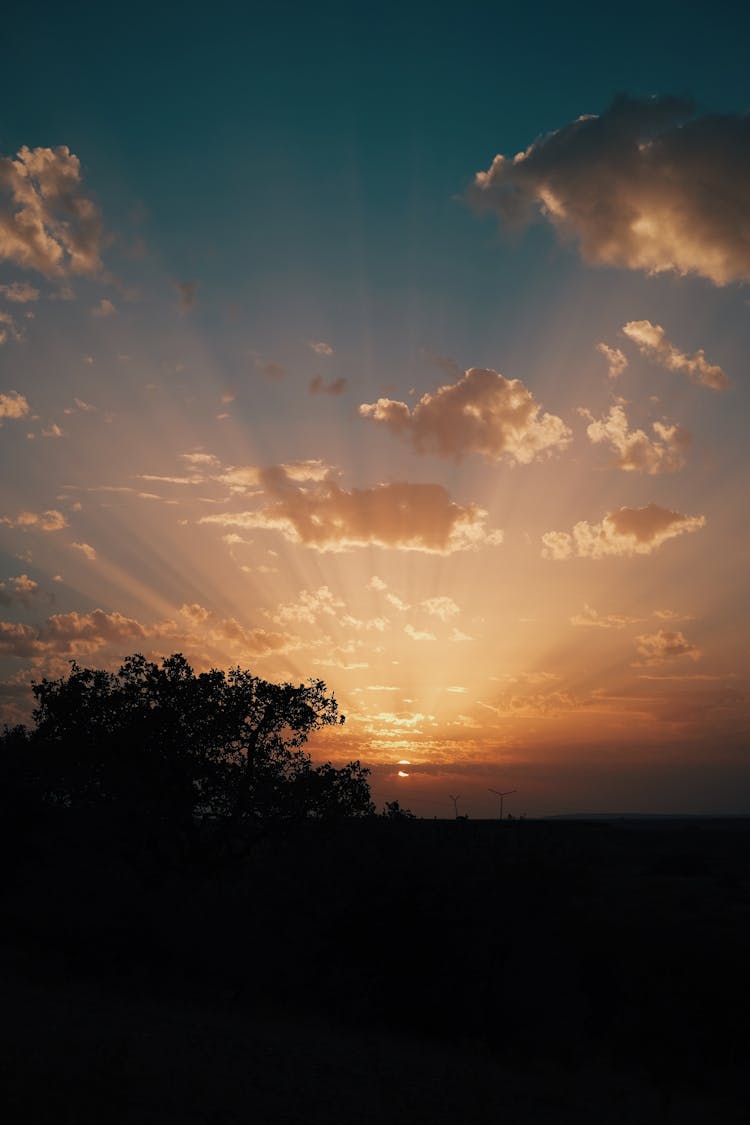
[199,465,504,554]
[0,144,104,278]
[359,367,571,464]
[621,321,729,390]
[581,404,690,473]
[0,390,30,421]
[542,502,705,559]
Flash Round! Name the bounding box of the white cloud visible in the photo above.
[470,94,750,285]
[621,321,729,390]
[309,340,334,356]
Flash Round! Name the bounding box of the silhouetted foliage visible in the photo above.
[1,653,375,836]
[381,800,416,819]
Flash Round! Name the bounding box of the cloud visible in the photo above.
[421,595,460,621]
[272,585,344,625]
[0,606,301,664]
[635,628,701,666]
[0,144,105,277]
[71,542,97,560]
[542,502,705,559]
[359,367,571,464]
[309,374,348,395]
[581,404,690,473]
[0,390,30,421]
[0,574,39,608]
[309,340,334,356]
[41,422,64,439]
[199,465,504,554]
[470,94,750,285]
[216,459,331,493]
[404,624,436,641]
[91,298,115,318]
[596,342,628,380]
[175,280,197,311]
[0,509,67,531]
[0,310,22,344]
[0,282,39,303]
[255,359,286,380]
[570,604,640,629]
[621,321,729,390]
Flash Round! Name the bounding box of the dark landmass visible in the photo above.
[2,814,748,1123]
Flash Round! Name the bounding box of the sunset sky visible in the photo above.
[1,1,749,816]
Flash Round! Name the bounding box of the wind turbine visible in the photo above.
[448,794,461,819]
[488,788,517,820]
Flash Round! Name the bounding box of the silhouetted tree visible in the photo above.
[1,654,374,839]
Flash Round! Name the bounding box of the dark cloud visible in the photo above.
[471,95,750,285]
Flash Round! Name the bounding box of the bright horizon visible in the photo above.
[1,2,749,817]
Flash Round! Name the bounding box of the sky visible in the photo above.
[1,0,749,816]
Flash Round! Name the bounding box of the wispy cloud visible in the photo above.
[622,321,730,390]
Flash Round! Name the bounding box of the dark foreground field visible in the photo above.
[2,815,748,1123]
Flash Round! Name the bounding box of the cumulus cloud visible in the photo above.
[0,144,105,277]
[635,628,701,666]
[596,342,628,380]
[309,374,348,395]
[359,367,571,464]
[621,321,729,390]
[570,604,640,629]
[0,282,39,303]
[581,404,690,473]
[471,94,750,285]
[542,502,705,559]
[0,509,67,531]
[0,390,30,421]
[199,464,504,554]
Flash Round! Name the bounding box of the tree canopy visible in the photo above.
[1,653,375,829]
